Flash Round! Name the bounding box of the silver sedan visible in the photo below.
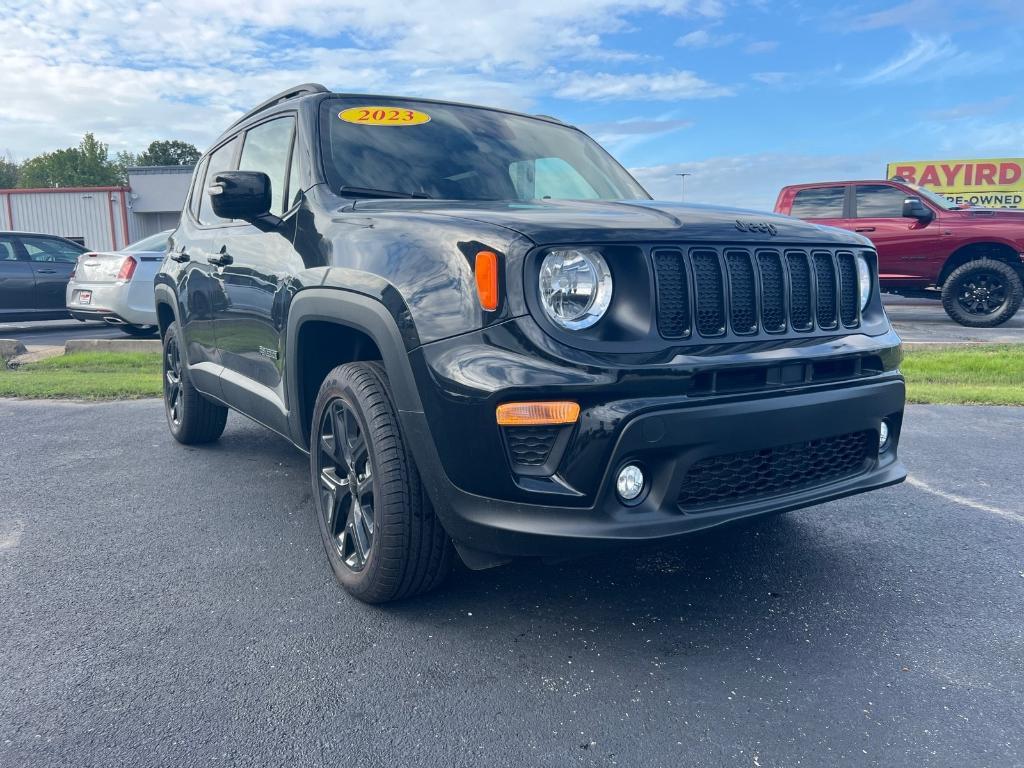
[65,230,172,337]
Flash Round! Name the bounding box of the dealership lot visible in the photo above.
[1,399,1021,767]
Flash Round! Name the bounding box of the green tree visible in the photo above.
[136,140,200,167]
[0,153,17,189]
[17,133,121,188]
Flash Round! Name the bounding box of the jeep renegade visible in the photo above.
[156,84,907,603]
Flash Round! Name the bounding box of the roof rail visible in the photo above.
[226,83,330,131]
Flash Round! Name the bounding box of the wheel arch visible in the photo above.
[938,240,1023,285]
[285,288,426,450]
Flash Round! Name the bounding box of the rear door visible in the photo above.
[178,138,241,386]
[18,236,85,311]
[0,235,35,317]
[852,183,945,286]
[787,185,850,230]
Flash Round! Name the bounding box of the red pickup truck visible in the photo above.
[775,179,1024,326]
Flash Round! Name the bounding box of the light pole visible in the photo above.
[675,172,692,202]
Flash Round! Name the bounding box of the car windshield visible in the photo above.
[122,230,171,253]
[906,183,959,211]
[320,98,650,202]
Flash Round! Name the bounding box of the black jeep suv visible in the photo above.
[156,84,906,603]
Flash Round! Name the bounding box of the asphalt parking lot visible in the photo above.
[1,399,1021,767]
[0,320,126,347]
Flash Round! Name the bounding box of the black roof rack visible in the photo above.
[226,83,329,131]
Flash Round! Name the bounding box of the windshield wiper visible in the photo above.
[340,186,431,200]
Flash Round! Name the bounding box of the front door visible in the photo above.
[852,184,946,287]
[19,235,83,312]
[209,115,300,432]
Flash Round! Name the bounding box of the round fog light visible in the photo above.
[616,464,645,502]
[879,421,891,451]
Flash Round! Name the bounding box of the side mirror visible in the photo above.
[902,196,933,222]
[208,171,281,231]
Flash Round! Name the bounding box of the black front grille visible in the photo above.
[652,246,862,340]
[677,430,873,510]
[505,426,559,467]
[653,250,690,338]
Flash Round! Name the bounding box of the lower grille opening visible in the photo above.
[504,426,560,467]
[677,430,873,510]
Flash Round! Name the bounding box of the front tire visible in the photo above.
[311,362,452,603]
[941,259,1023,327]
[162,321,228,444]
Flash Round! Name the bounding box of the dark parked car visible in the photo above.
[156,84,906,603]
[775,179,1024,327]
[0,231,88,322]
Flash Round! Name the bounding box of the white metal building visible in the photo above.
[0,165,194,251]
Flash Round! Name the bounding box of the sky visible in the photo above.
[1,0,1022,210]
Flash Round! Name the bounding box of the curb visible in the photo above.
[65,338,161,354]
[0,339,28,360]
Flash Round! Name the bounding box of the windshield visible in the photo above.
[123,230,171,253]
[906,183,959,211]
[320,98,650,202]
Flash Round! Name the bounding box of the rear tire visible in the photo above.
[122,323,158,338]
[311,361,453,603]
[941,259,1023,327]
[162,321,228,444]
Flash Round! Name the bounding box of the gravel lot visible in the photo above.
[1,399,1021,767]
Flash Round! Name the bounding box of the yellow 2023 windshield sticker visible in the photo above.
[338,106,431,126]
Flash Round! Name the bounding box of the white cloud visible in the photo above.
[675,29,738,48]
[630,153,884,210]
[556,71,733,101]
[744,40,778,54]
[0,0,728,157]
[854,34,1003,85]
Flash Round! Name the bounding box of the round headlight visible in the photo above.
[538,248,613,330]
[855,253,872,311]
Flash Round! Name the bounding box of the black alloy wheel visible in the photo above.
[941,258,1023,328]
[955,270,1007,316]
[316,397,376,572]
[163,333,184,427]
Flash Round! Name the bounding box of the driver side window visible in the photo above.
[20,237,82,263]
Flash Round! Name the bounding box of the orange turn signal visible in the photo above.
[475,250,499,311]
[496,401,580,426]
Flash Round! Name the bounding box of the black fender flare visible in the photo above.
[284,287,426,448]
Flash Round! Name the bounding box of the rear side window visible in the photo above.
[855,184,908,218]
[198,138,239,226]
[790,186,846,218]
[189,156,209,220]
[239,117,295,216]
[20,237,83,262]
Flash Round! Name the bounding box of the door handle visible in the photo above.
[170,249,190,262]
[207,253,233,267]
[36,268,57,274]
[854,227,876,233]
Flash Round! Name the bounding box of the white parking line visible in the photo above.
[0,519,24,551]
[907,476,1024,525]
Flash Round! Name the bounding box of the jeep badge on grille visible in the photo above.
[735,219,778,236]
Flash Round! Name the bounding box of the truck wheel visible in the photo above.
[311,362,452,603]
[941,259,1023,327]
[162,321,228,444]
[122,323,158,338]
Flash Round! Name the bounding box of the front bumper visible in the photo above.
[66,280,157,326]
[403,318,906,562]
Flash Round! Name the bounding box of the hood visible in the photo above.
[947,207,1024,220]
[349,198,872,247]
